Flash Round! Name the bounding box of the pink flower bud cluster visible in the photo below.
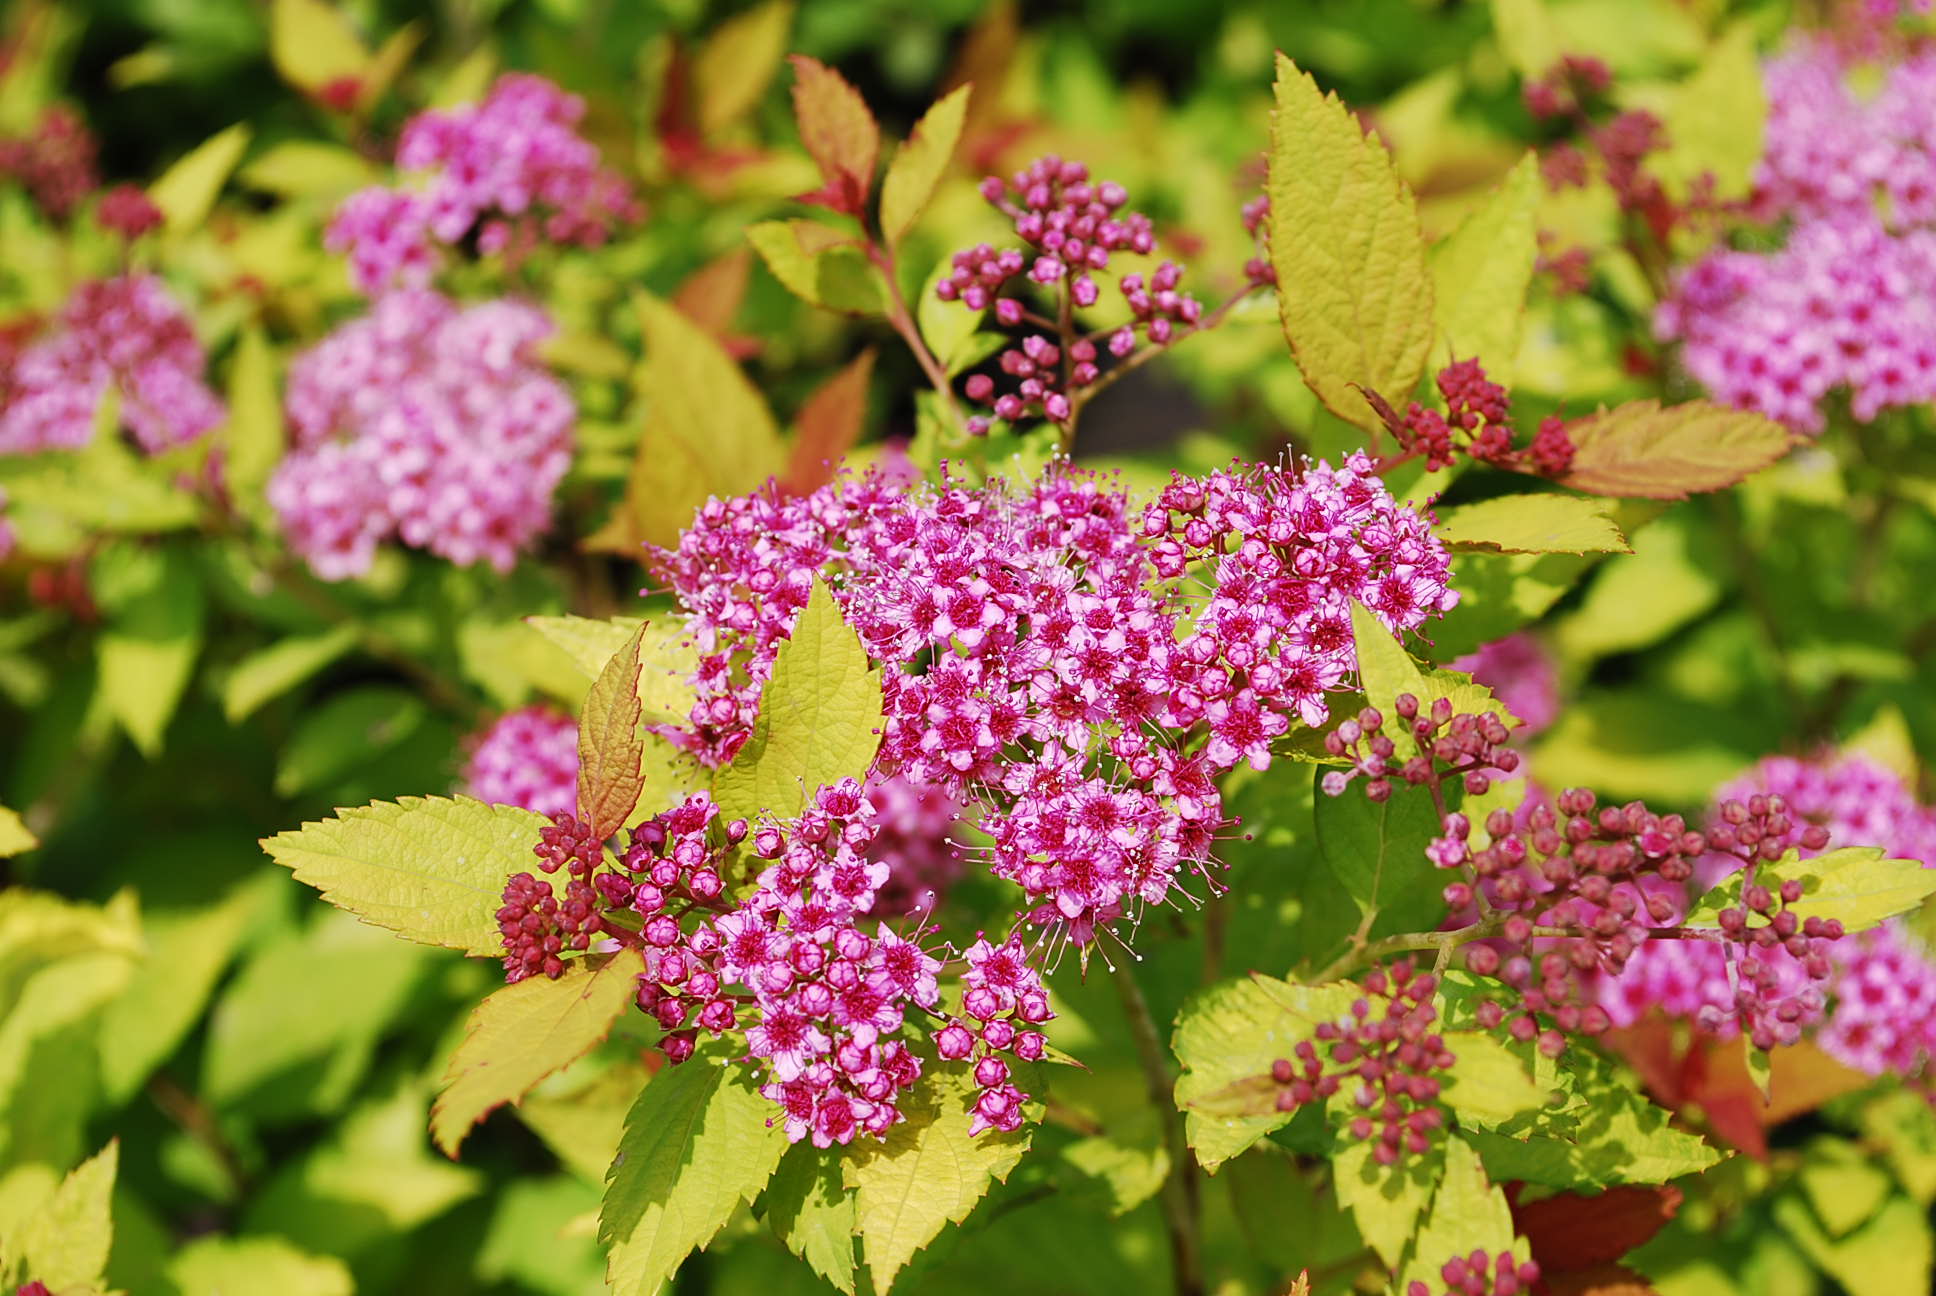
[462,705,579,818]
[328,73,640,294]
[0,105,98,222]
[1324,700,1853,1056]
[96,185,163,241]
[1658,41,1936,431]
[267,290,573,579]
[651,455,1456,950]
[496,781,1039,1146]
[1241,194,1275,287]
[935,156,1202,433]
[0,274,223,456]
[1385,360,1576,478]
[1407,1251,1542,1296]
[1267,963,1453,1166]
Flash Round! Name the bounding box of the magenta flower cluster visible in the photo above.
[1658,39,1936,431]
[0,274,223,456]
[329,73,640,294]
[267,290,574,579]
[935,157,1205,432]
[654,456,1455,950]
[462,705,579,819]
[496,782,1050,1147]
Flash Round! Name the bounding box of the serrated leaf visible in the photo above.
[93,540,204,758]
[789,55,878,203]
[149,123,250,235]
[1313,769,1445,939]
[1333,1131,1444,1266]
[693,0,795,137]
[1434,494,1630,555]
[578,622,649,840]
[747,219,885,315]
[763,1143,857,1294]
[1429,154,1540,383]
[15,1140,116,1292]
[1173,975,1359,1171]
[785,347,875,493]
[223,625,358,722]
[1558,400,1794,500]
[432,948,644,1157]
[1683,847,1936,935]
[600,1055,789,1296]
[1269,53,1436,430]
[269,0,371,96]
[1439,1031,1548,1127]
[848,1064,1035,1293]
[1462,1086,1720,1189]
[261,796,553,956]
[1400,1135,1517,1292]
[590,292,785,553]
[713,580,883,824]
[880,83,970,245]
[221,323,285,516]
[165,1236,353,1296]
[0,806,35,858]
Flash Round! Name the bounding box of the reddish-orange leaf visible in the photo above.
[1511,1185,1682,1271]
[785,348,875,493]
[576,622,648,841]
[672,246,752,340]
[788,54,878,215]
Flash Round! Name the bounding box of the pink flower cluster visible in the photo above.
[935,157,1204,432]
[0,274,223,456]
[329,73,640,294]
[0,105,98,222]
[1658,40,1936,430]
[462,705,579,818]
[1600,753,1936,1069]
[497,783,1049,1146]
[267,290,574,579]
[652,455,1456,952]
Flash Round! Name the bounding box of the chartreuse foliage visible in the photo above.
[10,1,1936,1293]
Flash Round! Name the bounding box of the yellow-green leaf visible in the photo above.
[1439,1032,1549,1127]
[1685,847,1936,935]
[431,948,644,1157]
[1557,399,1795,499]
[1269,53,1436,430]
[1656,21,1765,202]
[1399,1136,1521,1293]
[92,540,204,758]
[222,625,358,723]
[261,796,553,956]
[713,580,883,824]
[523,615,696,728]
[239,140,378,198]
[269,0,371,95]
[693,0,795,137]
[848,1065,1035,1293]
[221,323,285,520]
[14,1140,116,1293]
[1433,494,1631,556]
[0,806,35,859]
[578,622,650,840]
[590,293,785,553]
[601,1055,789,1295]
[763,1144,858,1294]
[1429,153,1540,383]
[165,1236,354,1296]
[880,83,971,245]
[1491,0,1561,80]
[149,124,251,235]
[746,219,885,315]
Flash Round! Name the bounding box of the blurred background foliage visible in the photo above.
[4,0,1936,1293]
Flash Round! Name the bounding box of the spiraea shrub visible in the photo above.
[5,2,1936,1294]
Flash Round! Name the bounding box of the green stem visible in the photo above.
[1111,960,1204,1296]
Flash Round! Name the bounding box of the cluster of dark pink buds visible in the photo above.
[936,156,1238,435]
[1523,54,1612,122]
[96,184,163,241]
[1270,963,1453,1166]
[1377,360,1576,478]
[1407,1251,1542,1296]
[1241,194,1275,286]
[0,105,98,222]
[496,811,608,982]
[934,934,1053,1135]
[1322,695,1519,813]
